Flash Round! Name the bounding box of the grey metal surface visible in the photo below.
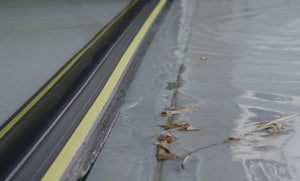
[0,0,130,124]
[87,0,300,180]
[0,0,161,180]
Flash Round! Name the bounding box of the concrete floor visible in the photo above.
[87,0,300,180]
[0,0,130,124]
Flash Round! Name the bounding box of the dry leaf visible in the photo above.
[268,123,286,133]
[155,140,169,149]
[255,122,286,134]
[229,114,300,141]
[151,127,182,138]
[158,122,200,131]
[161,107,199,117]
[158,133,177,142]
[157,147,179,160]
[248,114,299,135]
[158,123,183,129]
[156,140,179,160]
[197,56,210,61]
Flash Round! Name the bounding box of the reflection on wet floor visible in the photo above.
[250,91,293,102]
[230,105,295,181]
[179,0,300,180]
[246,159,290,181]
[226,0,300,179]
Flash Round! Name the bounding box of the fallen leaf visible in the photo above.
[155,140,169,149]
[161,107,199,117]
[227,114,299,142]
[158,133,177,142]
[158,123,183,129]
[196,56,210,61]
[246,114,299,135]
[157,147,179,160]
[255,122,287,134]
[156,140,179,160]
[151,127,182,138]
[182,123,200,131]
[158,122,200,131]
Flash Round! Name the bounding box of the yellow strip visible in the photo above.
[0,0,139,139]
[42,0,166,180]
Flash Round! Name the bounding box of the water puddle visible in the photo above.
[230,105,297,181]
[211,1,300,180]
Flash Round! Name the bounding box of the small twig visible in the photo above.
[181,141,226,169]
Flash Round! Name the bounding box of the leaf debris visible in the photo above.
[244,114,299,136]
[156,133,179,160]
[255,122,286,134]
[158,132,177,142]
[158,122,200,131]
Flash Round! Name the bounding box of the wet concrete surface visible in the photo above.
[0,0,130,124]
[87,0,300,180]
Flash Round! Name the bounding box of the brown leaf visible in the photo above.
[253,114,299,134]
[183,123,200,131]
[158,122,200,131]
[156,140,179,160]
[158,123,182,129]
[158,133,177,142]
[240,114,299,136]
[161,107,199,117]
[257,122,286,134]
[151,127,182,138]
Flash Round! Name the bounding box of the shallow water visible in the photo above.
[179,0,300,180]
[227,1,300,180]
